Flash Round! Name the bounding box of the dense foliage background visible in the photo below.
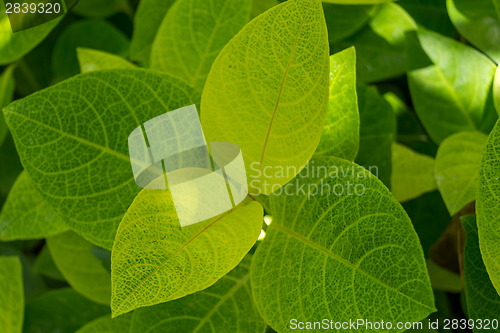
[0,0,499,332]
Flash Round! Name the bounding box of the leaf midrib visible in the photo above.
[272,223,435,312]
[258,0,314,170]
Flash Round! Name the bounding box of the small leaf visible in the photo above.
[47,231,112,305]
[251,157,435,331]
[323,3,377,44]
[407,29,498,144]
[355,85,396,188]
[129,256,265,332]
[0,171,68,241]
[32,246,65,281]
[426,259,462,293]
[130,0,175,65]
[77,314,132,333]
[52,20,130,81]
[201,0,330,195]
[3,69,200,249]
[391,143,436,203]
[463,215,500,328]
[495,66,500,114]
[77,48,135,73]
[333,3,416,83]
[24,288,109,333]
[0,256,23,333]
[435,131,487,215]
[0,11,61,65]
[477,120,500,295]
[447,0,500,63]
[111,194,263,317]
[0,66,15,147]
[151,0,252,91]
[315,47,359,161]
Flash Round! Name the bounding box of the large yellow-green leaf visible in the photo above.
[24,288,109,333]
[391,143,436,203]
[47,231,111,305]
[435,131,488,215]
[0,171,68,241]
[77,48,135,73]
[151,0,251,91]
[407,29,498,144]
[333,3,416,83]
[315,47,359,161]
[251,157,435,332]
[463,215,500,330]
[0,10,61,65]
[477,120,500,295]
[129,256,265,332]
[111,193,263,317]
[447,0,500,63]
[0,65,15,147]
[130,0,175,66]
[201,0,329,195]
[52,20,130,81]
[0,256,23,333]
[77,314,132,333]
[3,69,199,249]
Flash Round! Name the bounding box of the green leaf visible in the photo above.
[407,29,498,144]
[0,171,69,241]
[129,256,265,332]
[0,256,23,333]
[355,85,396,188]
[47,231,111,305]
[391,143,436,202]
[3,69,200,249]
[251,0,279,18]
[333,3,416,83]
[495,66,500,114]
[477,120,500,295]
[435,131,487,215]
[111,194,263,317]
[463,215,500,328]
[323,0,397,3]
[201,0,330,195]
[77,314,132,333]
[447,0,500,63]
[24,288,109,333]
[400,0,456,37]
[151,0,251,91]
[323,3,377,44]
[0,11,61,65]
[0,65,15,147]
[72,0,132,18]
[130,0,175,66]
[52,20,130,81]
[251,157,435,331]
[32,246,65,281]
[77,48,135,73]
[315,47,359,160]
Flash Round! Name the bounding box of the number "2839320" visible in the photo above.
[5,2,62,14]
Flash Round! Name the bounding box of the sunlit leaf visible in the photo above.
[0,65,15,147]
[0,256,23,333]
[3,69,199,249]
[111,194,263,317]
[201,0,330,195]
[251,157,435,332]
[77,48,135,73]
